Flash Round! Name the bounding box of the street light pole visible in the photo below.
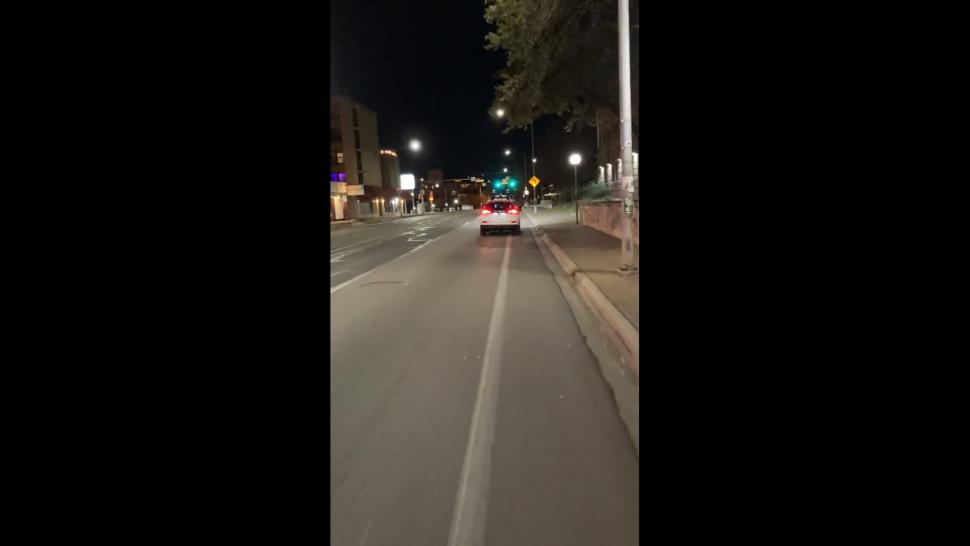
[569,153,581,224]
[530,122,535,178]
[618,0,637,272]
[573,165,579,224]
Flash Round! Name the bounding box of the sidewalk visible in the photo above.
[527,208,639,331]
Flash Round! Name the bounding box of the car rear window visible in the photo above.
[489,202,508,210]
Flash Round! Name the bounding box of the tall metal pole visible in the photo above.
[531,121,539,206]
[618,0,637,271]
[573,165,579,224]
[530,122,535,178]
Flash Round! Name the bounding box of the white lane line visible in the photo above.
[330,270,350,278]
[407,235,440,253]
[330,233,445,294]
[330,268,378,294]
[330,245,372,263]
[357,520,373,546]
[447,235,512,546]
[330,235,386,255]
[331,217,449,255]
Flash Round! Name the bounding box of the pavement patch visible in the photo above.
[360,280,407,287]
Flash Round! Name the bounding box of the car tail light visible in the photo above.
[507,207,519,214]
[481,208,492,215]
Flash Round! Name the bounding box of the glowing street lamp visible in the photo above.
[409,139,422,152]
[504,149,511,156]
[496,108,505,118]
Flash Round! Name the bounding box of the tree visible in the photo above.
[484,0,636,133]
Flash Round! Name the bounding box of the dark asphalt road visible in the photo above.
[330,212,638,545]
[330,213,474,291]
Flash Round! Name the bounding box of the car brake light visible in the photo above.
[508,208,519,214]
[481,208,492,215]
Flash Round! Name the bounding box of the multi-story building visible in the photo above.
[330,96,383,219]
[426,169,443,183]
[379,149,401,190]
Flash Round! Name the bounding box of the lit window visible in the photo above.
[336,152,344,164]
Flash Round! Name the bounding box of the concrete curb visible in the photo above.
[535,225,639,379]
[574,273,639,376]
[529,220,639,454]
[540,233,579,276]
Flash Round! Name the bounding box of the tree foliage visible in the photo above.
[484,0,627,132]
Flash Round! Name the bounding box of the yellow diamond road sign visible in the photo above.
[529,176,540,187]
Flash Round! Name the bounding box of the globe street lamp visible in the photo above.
[569,153,582,224]
[409,139,421,152]
[496,108,505,118]
[502,149,529,204]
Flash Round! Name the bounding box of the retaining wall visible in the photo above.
[580,200,639,245]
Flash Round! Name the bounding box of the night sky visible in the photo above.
[331,0,597,186]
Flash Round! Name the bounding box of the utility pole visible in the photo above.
[573,164,579,224]
[530,121,535,177]
[530,122,537,208]
[618,0,637,272]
